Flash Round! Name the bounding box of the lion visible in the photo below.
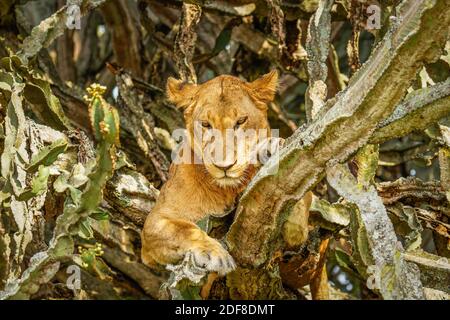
[141,71,313,277]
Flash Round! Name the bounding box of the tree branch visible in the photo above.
[371,79,450,144]
[173,3,202,83]
[226,0,450,268]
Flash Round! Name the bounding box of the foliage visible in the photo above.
[0,0,449,300]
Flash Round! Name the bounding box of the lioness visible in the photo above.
[141,71,302,275]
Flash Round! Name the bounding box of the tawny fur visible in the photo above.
[141,71,311,275]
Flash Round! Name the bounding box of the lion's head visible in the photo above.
[166,71,278,188]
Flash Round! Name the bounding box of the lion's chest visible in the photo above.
[199,187,238,218]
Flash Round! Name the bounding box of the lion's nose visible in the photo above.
[214,160,236,172]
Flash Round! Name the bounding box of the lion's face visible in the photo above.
[166,71,278,188]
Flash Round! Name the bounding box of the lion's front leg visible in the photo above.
[141,216,236,275]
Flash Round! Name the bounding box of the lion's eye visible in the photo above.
[234,116,248,129]
[201,121,212,129]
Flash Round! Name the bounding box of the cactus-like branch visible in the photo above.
[227,0,450,268]
[327,162,424,299]
[0,84,120,299]
[371,79,450,144]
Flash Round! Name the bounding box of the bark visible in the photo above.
[1,0,449,301]
[371,79,450,144]
[226,0,450,269]
[173,3,202,83]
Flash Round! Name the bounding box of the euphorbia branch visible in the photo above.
[226,0,450,268]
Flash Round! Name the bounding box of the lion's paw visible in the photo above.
[190,240,236,275]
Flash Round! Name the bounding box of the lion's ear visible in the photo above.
[247,70,278,105]
[166,77,198,110]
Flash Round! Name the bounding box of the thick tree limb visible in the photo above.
[273,0,334,299]
[305,0,333,121]
[174,3,202,83]
[378,177,447,205]
[226,0,450,268]
[371,79,450,144]
[327,163,424,299]
[404,250,450,294]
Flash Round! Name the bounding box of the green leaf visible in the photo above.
[349,206,375,277]
[50,235,74,258]
[53,171,70,193]
[23,79,71,131]
[68,185,82,206]
[211,21,235,56]
[1,89,25,181]
[174,279,202,300]
[16,165,50,201]
[193,18,240,63]
[27,138,68,172]
[0,71,13,91]
[310,197,350,230]
[78,218,94,239]
[0,55,25,74]
[91,209,109,221]
[386,204,423,251]
[334,248,361,280]
[355,144,379,188]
